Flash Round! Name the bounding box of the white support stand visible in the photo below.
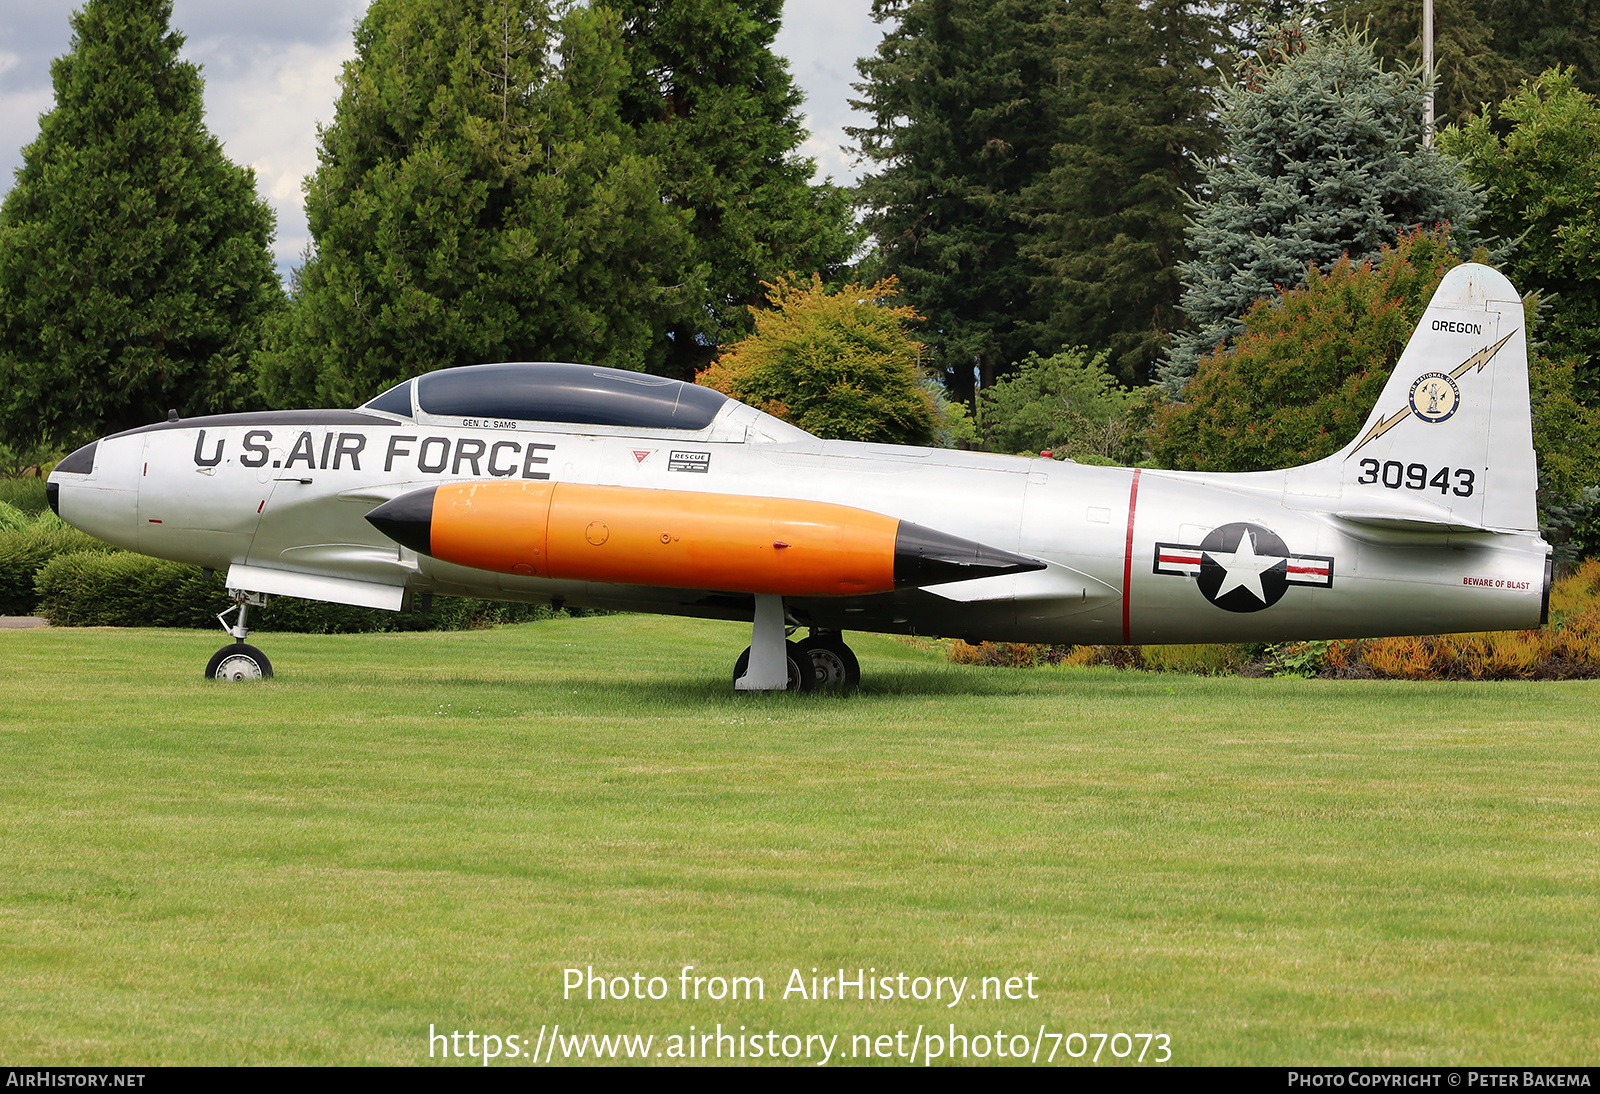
[735,594,790,690]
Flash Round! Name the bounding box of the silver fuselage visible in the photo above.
[54,408,1549,645]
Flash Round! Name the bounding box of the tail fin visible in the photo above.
[1294,263,1538,532]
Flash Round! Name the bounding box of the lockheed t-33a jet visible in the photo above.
[48,263,1551,689]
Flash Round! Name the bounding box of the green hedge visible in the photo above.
[35,551,225,627]
[34,550,560,632]
[0,513,118,615]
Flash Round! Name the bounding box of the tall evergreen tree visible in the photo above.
[1324,0,1530,124]
[1161,21,1483,392]
[850,0,1061,406]
[1325,1,1600,122]
[1478,0,1600,98]
[0,0,281,448]
[259,0,696,408]
[1020,0,1230,386]
[606,0,859,378]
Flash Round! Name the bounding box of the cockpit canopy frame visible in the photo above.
[362,362,730,432]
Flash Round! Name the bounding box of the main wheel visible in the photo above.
[206,643,273,681]
[732,641,814,691]
[797,635,861,689]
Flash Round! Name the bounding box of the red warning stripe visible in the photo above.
[1122,469,1141,644]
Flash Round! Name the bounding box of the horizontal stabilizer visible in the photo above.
[1332,511,1494,534]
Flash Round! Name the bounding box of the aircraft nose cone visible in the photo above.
[47,440,99,516]
[366,487,438,556]
[893,522,1046,588]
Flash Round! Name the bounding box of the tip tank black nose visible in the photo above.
[893,522,1046,588]
[366,487,438,556]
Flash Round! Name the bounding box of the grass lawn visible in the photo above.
[0,615,1595,1065]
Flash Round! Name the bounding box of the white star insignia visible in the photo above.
[1205,530,1283,603]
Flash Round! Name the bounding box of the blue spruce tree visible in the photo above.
[1160,21,1483,393]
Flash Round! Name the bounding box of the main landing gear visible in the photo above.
[733,595,860,692]
[795,631,861,689]
[206,590,273,681]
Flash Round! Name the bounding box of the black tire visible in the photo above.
[732,641,814,691]
[205,643,273,681]
[797,635,861,689]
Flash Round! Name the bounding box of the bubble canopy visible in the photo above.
[363,362,730,430]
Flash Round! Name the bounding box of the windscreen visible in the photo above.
[362,379,414,417]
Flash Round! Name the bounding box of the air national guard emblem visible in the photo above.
[1409,372,1461,424]
[1154,523,1334,613]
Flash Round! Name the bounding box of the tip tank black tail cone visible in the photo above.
[366,486,438,557]
[893,522,1046,588]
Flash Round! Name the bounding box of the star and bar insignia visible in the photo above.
[1154,522,1334,613]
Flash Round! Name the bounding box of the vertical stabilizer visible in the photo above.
[1293,263,1538,532]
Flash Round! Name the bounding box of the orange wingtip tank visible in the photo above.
[367,480,1043,597]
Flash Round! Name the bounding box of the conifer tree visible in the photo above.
[0,0,281,448]
[1020,0,1230,386]
[606,0,859,377]
[1327,1,1600,120]
[850,0,1062,406]
[1153,228,1471,470]
[1476,0,1600,99]
[1160,21,1483,392]
[853,0,1246,397]
[1324,0,1529,124]
[259,0,696,408]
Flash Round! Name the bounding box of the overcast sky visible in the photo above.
[0,1,884,279]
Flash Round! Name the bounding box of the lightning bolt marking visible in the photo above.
[1351,408,1412,452]
[1348,330,1516,456]
[1449,331,1515,380]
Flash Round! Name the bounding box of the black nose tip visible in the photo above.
[46,481,60,516]
[366,487,438,556]
[893,522,1047,588]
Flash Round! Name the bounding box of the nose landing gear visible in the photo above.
[206,590,273,681]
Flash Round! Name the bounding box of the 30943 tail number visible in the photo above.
[1356,459,1475,496]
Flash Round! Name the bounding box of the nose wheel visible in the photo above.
[206,590,273,681]
[206,643,273,681]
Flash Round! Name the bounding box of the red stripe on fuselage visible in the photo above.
[1123,469,1142,644]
